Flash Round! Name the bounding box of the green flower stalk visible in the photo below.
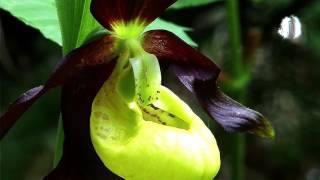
[0,0,274,179]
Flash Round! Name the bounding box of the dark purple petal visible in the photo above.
[143,30,274,138]
[0,35,116,140]
[91,0,176,30]
[193,79,274,138]
[0,86,44,139]
[172,65,274,138]
[45,61,122,180]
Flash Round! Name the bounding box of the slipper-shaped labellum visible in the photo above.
[90,46,220,179]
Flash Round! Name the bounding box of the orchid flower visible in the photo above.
[0,0,274,179]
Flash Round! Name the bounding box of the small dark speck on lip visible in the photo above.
[168,113,176,118]
[150,104,159,110]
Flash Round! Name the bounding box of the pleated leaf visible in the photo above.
[170,0,221,9]
[0,0,62,45]
[55,0,101,53]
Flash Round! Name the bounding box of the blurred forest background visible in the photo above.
[1,0,320,179]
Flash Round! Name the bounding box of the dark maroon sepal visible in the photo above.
[44,62,121,180]
[0,35,116,140]
[142,30,220,82]
[91,0,176,30]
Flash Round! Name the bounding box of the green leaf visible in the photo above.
[145,18,197,46]
[0,0,62,45]
[55,0,101,54]
[170,0,221,9]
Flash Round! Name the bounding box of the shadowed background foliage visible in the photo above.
[1,0,320,179]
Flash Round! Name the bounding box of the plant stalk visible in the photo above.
[52,41,69,167]
[53,117,64,167]
[226,0,248,180]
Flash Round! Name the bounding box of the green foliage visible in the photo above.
[0,0,197,53]
[302,1,320,57]
[0,0,62,45]
[171,0,221,9]
[55,0,100,53]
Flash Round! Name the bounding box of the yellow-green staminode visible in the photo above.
[113,20,162,106]
[90,48,221,179]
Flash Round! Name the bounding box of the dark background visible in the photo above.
[1,0,320,179]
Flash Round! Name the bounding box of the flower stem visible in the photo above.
[226,0,248,180]
[231,133,246,180]
[53,116,64,167]
[226,0,244,78]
